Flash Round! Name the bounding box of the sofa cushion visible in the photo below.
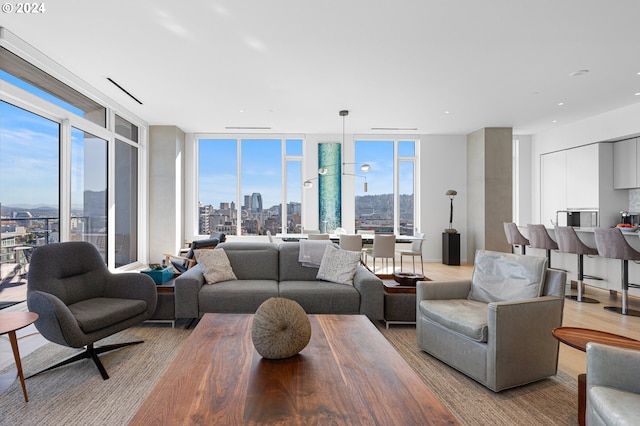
[279,281,360,314]
[419,299,488,342]
[68,297,147,333]
[468,250,547,303]
[198,280,279,313]
[316,244,362,285]
[195,248,237,284]
[217,242,279,281]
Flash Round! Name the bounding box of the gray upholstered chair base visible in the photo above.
[417,251,566,392]
[27,241,157,380]
[27,341,142,380]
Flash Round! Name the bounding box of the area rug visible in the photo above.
[0,320,578,425]
[376,324,579,426]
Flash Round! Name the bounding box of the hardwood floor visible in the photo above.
[421,261,640,379]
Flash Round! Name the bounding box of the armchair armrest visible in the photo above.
[487,296,565,390]
[417,279,472,302]
[587,342,640,394]
[353,265,384,320]
[27,290,86,348]
[174,265,206,319]
[104,272,158,317]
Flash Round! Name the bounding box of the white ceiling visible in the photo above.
[3,0,640,135]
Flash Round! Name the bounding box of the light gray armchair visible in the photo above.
[417,250,566,392]
[27,241,157,380]
[586,342,640,425]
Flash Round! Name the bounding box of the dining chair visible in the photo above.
[339,234,363,252]
[362,234,396,273]
[395,232,424,274]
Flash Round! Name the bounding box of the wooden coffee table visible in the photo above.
[130,313,458,425]
[552,327,640,426]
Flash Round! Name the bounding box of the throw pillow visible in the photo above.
[468,250,547,303]
[195,248,237,284]
[316,244,362,285]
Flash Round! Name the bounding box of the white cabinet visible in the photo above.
[566,143,599,209]
[540,143,626,228]
[613,138,638,189]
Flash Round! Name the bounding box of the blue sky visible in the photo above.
[1,70,107,209]
[0,99,60,207]
[198,138,415,209]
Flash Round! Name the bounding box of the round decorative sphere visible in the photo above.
[251,298,312,359]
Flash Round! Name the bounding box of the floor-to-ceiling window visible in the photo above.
[0,101,60,277]
[355,138,418,235]
[114,115,139,267]
[70,128,108,259]
[197,136,303,236]
[285,139,303,234]
[0,43,144,269]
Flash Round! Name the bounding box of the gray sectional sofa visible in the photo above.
[174,242,384,321]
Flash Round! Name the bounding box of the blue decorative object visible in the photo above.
[319,142,341,233]
[141,266,174,284]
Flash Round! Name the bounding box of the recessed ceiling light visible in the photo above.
[552,120,558,123]
[569,70,589,77]
[444,111,450,114]
[557,102,564,106]
[635,92,640,96]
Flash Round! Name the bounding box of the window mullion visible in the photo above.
[236,139,242,236]
[394,140,400,235]
[59,119,72,242]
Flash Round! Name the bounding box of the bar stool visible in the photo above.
[594,227,640,316]
[555,226,600,304]
[527,224,559,268]
[503,222,529,255]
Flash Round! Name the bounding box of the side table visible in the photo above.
[552,326,640,426]
[147,277,176,328]
[382,279,416,329]
[0,311,38,402]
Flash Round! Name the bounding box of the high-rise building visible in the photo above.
[250,193,262,213]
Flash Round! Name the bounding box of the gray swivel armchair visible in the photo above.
[586,342,640,425]
[27,241,157,380]
[417,250,566,392]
